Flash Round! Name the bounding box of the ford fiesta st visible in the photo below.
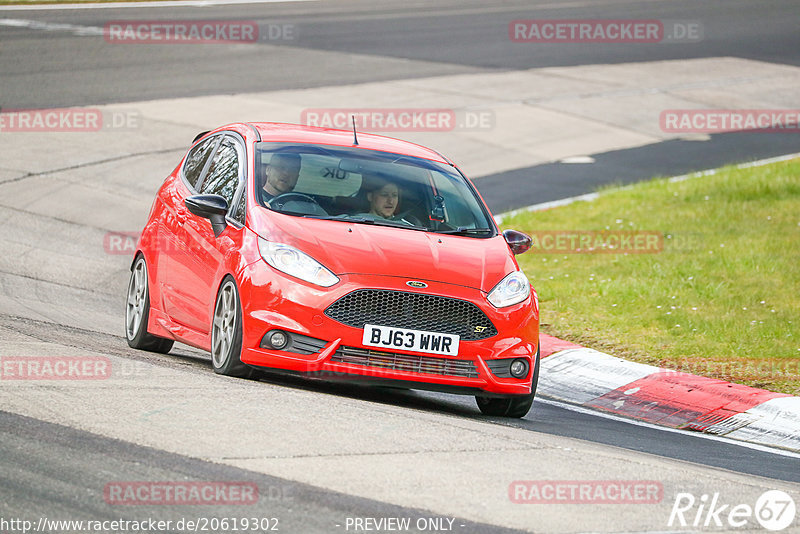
[125,122,539,417]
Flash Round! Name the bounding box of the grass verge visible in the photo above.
[502,158,800,395]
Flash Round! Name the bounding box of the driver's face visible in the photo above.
[368,183,400,218]
[264,157,300,195]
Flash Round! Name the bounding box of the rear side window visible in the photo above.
[183,136,218,189]
[199,137,241,207]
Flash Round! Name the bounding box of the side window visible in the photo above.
[199,137,241,207]
[183,136,218,189]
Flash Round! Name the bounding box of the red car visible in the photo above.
[125,122,539,417]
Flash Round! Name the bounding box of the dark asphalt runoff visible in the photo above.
[477,129,800,213]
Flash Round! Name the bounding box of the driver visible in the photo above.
[262,152,301,202]
[366,179,400,219]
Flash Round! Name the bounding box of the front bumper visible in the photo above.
[237,265,539,396]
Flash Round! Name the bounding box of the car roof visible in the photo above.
[247,122,451,165]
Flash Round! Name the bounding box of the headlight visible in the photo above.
[258,238,339,287]
[487,271,530,308]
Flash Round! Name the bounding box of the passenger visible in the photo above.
[262,153,301,201]
[358,175,418,226]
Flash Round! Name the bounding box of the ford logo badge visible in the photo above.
[406,281,428,289]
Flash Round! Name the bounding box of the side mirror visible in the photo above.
[185,194,228,237]
[503,229,532,255]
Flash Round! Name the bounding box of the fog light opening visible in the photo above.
[267,330,289,350]
[509,358,529,378]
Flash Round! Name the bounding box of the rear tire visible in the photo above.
[211,277,252,378]
[476,341,540,418]
[125,256,174,354]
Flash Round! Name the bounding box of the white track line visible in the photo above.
[536,397,800,459]
[0,17,103,35]
[0,0,313,10]
[667,151,800,183]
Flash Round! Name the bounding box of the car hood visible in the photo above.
[250,210,518,293]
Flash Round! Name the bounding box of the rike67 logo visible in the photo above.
[669,490,796,531]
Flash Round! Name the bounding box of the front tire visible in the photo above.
[125,255,174,354]
[211,277,251,377]
[476,341,540,418]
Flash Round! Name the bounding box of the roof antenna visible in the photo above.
[351,115,359,146]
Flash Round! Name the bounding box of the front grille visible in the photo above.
[324,289,497,341]
[331,346,479,378]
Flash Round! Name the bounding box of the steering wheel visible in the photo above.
[267,192,321,210]
[394,210,424,227]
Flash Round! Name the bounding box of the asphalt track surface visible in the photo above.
[2,0,799,211]
[1,1,800,533]
[2,0,800,107]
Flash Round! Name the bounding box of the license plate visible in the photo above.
[362,324,460,356]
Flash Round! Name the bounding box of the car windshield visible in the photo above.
[255,143,495,235]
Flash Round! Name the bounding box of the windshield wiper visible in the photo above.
[371,219,428,231]
[436,227,494,236]
[306,214,376,224]
[363,218,435,232]
[311,214,428,231]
